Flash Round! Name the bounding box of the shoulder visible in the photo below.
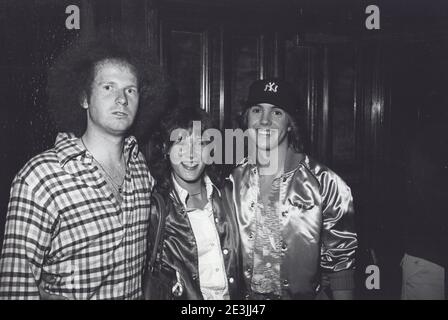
[9,149,64,215]
[226,158,252,184]
[297,154,351,195]
[299,155,328,175]
[14,148,61,189]
[130,148,154,189]
[301,154,342,179]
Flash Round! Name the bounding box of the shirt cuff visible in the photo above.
[325,269,355,291]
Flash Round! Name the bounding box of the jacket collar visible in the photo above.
[283,147,305,174]
[228,147,307,187]
[170,174,220,213]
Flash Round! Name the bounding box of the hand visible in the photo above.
[38,282,69,300]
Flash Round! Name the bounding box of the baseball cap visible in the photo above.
[245,78,298,115]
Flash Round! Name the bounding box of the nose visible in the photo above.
[116,90,128,106]
[189,140,194,160]
[260,109,272,126]
[186,137,201,162]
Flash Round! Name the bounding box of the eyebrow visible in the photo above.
[96,81,138,88]
[96,81,116,85]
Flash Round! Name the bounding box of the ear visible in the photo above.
[162,142,169,155]
[286,114,293,132]
[80,93,88,109]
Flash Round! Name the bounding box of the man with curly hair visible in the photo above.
[0,34,169,300]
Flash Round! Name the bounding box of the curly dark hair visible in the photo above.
[146,105,224,194]
[47,31,172,139]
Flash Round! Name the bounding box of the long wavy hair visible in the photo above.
[47,31,172,140]
[146,106,224,195]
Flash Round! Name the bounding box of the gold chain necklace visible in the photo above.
[81,137,125,193]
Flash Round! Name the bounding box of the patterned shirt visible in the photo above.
[0,133,154,300]
[249,167,282,296]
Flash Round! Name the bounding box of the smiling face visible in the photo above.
[247,103,290,151]
[169,130,207,184]
[83,59,139,137]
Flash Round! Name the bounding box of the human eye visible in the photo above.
[200,138,211,146]
[103,84,114,91]
[126,87,138,95]
[175,135,183,144]
[272,108,284,116]
[251,106,261,113]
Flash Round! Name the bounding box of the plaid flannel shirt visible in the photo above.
[0,133,154,300]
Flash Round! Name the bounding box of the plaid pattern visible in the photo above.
[0,133,154,300]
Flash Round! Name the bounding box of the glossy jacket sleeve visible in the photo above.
[319,171,357,277]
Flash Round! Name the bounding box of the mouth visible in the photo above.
[181,162,199,171]
[112,111,128,117]
[257,128,272,136]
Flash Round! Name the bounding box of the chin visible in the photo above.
[256,139,280,151]
[109,124,134,134]
[255,144,272,151]
[180,166,203,179]
[180,173,202,182]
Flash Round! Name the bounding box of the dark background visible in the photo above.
[1,0,448,299]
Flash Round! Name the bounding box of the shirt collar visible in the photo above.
[283,147,305,174]
[55,132,140,167]
[171,174,219,209]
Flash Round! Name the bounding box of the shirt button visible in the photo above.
[281,241,287,251]
[283,279,289,286]
[248,233,254,240]
[223,249,229,255]
[215,217,219,223]
[228,277,234,284]
[266,262,271,268]
[282,210,288,217]
[215,268,220,272]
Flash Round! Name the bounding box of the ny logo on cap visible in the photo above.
[264,82,278,93]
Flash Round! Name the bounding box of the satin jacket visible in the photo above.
[224,148,357,299]
[145,179,243,300]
